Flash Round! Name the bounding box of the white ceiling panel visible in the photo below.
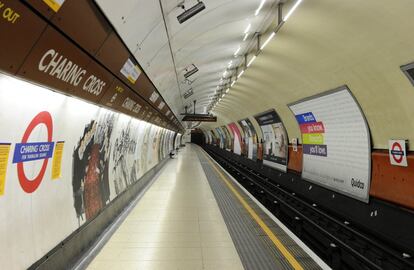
[96,0,278,119]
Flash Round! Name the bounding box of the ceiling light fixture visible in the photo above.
[226,88,230,93]
[234,47,241,56]
[231,81,236,87]
[255,0,266,16]
[244,23,251,34]
[237,70,245,79]
[284,0,303,21]
[184,64,199,78]
[260,31,275,50]
[177,1,206,24]
[243,33,249,41]
[247,55,257,67]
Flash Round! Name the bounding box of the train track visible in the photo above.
[204,146,414,270]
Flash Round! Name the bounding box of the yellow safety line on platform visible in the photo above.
[202,150,304,270]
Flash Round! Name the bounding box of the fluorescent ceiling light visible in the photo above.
[284,0,303,21]
[260,31,275,50]
[234,47,241,56]
[244,23,251,34]
[226,88,229,93]
[243,33,249,41]
[247,55,257,67]
[255,0,266,16]
[237,70,245,79]
[231,81,236,87]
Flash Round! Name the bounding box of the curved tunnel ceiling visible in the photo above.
[96,0,414,150]
[96,0,279,116]
[202,0,414,150]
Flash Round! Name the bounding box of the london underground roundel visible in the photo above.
[14,111,54,193]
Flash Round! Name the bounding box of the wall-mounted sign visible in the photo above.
[389,139,408,167]
[43,0,66,12]
[0,143,11,195]
[18,27,112,100]
[158,101,165,110]
[149,91,159,103]
[182,114,217,122]
[99,79,126,108]
[121,96,142,115]
[120,58,141,84]
[254,109,288,172]
[0,0,47,74]
[289,86,371,202]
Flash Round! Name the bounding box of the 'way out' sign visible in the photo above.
[389,140,408,167]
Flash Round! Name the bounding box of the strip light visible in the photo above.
[231,81,236,87]
[255,0,266,16]
[244,23,251,34]
[234,47,241,56]
[284,0,303,21]
[226,88,230,93]
[237,70,245,79]
[260,31,275,50]
[247,55,257,67]
[243,33,249,41]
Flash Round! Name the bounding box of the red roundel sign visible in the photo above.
[388,139,407,167]
[391,142,404,164]
[17,112,53,193]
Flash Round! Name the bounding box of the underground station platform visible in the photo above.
[2,1,414,269]
[80,145,327,270]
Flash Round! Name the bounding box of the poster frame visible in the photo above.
[287,85,372,203]
[254,108,289,172]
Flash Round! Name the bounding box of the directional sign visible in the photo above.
[389,140,408,167]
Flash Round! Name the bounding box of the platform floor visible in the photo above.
[86,145,326,270]
[87,145,244,270]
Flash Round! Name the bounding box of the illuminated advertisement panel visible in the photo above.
[254,109,288,172]
[228,123,242,155]
[238,118,257,160]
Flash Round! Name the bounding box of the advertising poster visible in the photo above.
[0,73,175,269]
[254,109,288,172]
[208,131,213,145]
[203,131,210,144]
[215,127,225,149]
[228,123,242,155]
[288,86,371,202]
[238,118,257,160]
[221,126,232,151]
